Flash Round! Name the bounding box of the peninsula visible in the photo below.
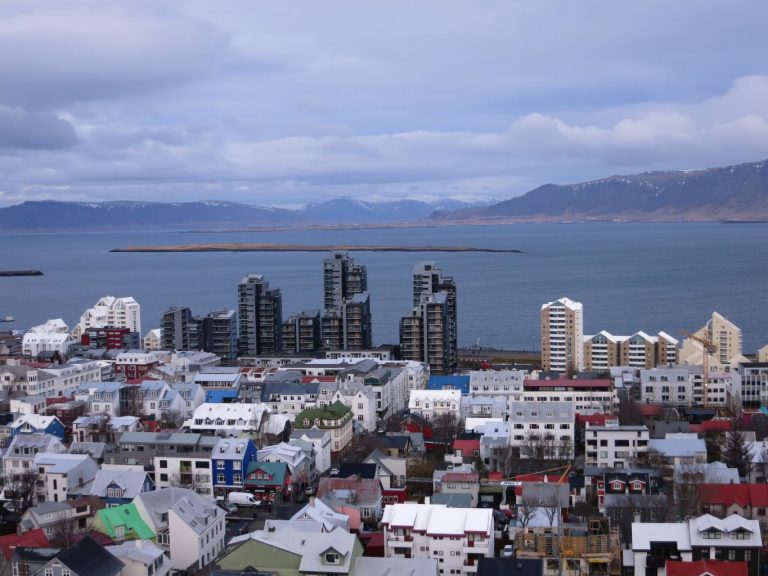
[111,243,522,254]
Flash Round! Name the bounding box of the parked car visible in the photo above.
[227,492,261,507]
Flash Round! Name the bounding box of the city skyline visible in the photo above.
[1,1,767,208]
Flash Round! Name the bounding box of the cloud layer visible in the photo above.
[0,1,767,207]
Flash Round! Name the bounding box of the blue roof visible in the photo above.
[428,375,469,394]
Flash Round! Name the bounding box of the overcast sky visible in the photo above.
[1,0,767,208]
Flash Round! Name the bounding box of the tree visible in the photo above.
[746,414,768,441]
[159,409,186,429]
[617,396,644,426]
[516,494,539,531]
[4,470,40,514]
[722,428,751,478]
[540,490,562,527]
[431,413,464,452]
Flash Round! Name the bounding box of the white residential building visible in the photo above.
[469,369,525,401]
[679,311,747,373]
[75,382,124,416]
[408,389,462,421]
[170,382,206,418]
[522,378,616,413]
[167,491,226,571]
[329,382,377,432]
[107,540,172,576]
[3,433,66,483]
[73,295,142,340]
[32,452,99,503]
[584,422,649,469]
[381,503,494,574]
[541,297,584,373]
[10,396,46,416]
[290,427,332,475]
[136,380,187,422]
[509,401,575,458]
[186,402,272,436]
[640,366,733,407]
[143,329,162,351]
[22,319,74,358]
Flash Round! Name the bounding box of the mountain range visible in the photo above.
[1,158,767,231]
[431,158,768,222]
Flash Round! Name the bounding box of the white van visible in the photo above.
[227,492,261,507]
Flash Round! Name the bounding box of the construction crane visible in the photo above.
[680,329,718,408]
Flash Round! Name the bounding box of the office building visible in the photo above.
[238,274,282,356]
[541,297,583,373]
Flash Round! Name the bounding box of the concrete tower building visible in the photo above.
[400,261,457,374]
[321,252,372,351]
[237,274,282,356]
[541,297,584,373]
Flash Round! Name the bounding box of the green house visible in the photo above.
[91,502,155,542]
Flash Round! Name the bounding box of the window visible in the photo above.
[159,460,167,469]
[325,553,339,564]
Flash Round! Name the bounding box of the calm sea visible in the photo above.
[1,223,767,353]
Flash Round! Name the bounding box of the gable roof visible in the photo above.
[90,470,151,499]
[95,503,156,540]
[245,461,289,486]
[56,535,125,576]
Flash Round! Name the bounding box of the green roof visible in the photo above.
[244,461,289,487]
[94,503,155,541]
[294,401,351,429]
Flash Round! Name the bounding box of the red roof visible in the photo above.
[453,438,480,450]
[0,529,49,560]
[576,414,618,427]
[698,484,768,508]
[524,379,611,389]
[441,472,479,483]
[301,376,337,383]
[638,404,664,417]
[666,560,747,576]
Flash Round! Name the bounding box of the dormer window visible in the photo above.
[325,552,339,564]
[702,529,722,539]
[731,529,750,540]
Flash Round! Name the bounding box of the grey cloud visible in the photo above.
[0,106,77,150]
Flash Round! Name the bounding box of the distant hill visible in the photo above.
[0,197,482,231]
[431,159,768,222]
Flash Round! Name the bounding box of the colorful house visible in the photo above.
[91,502,156,543]
[244,461,292,502]
[9,414,65,441]
[211,437,258,497]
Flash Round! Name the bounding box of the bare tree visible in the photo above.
[617,396,644,426]
[541,490,562,527]
[4,470,40,514]
[516,493,539,531]
[51,518,78,547]
[169,471,203,493]
[431,413,464,451]
[159,409,186,429]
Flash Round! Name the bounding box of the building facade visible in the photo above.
[238,274,282,356]
[541,297,583,373]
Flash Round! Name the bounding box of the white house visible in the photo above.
[329,382,377,432]
[107,539,172,576]
[143,329,162,351]
[167,491,226,572]
[22,319,73,359]
[186,402,272,436]
[584,422,649,469]
[169,381,206,418]
[509,401,575,459]
[136,380,187,422]
[290,427,332,475]
[75,382,124,417]
[381,503,494,572]
[408,389,462,421]
[32,452,99,503]
[3,433,66,483]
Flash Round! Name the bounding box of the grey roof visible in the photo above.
[57,535,124,576]
[106,540,166,566]
[27,501,71,515]
[5,432,64,452]
[169,492,224,535]
[69,442,108,459]
[430,493,474,508]
[118,431,211,447]
[354,557,438,576]
[213,438,253,460]
[90,470,151,498]
[261,380,318,400]
[290,426,328,440]
[136,487,200,529]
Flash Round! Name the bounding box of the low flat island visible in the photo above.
[111,243,522,254]
[0,270,44,276]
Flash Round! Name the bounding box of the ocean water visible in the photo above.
[1,222,767,353]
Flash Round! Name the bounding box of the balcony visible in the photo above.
[387,535,413,548]
[464,559,479,573]
[463,540,491,555]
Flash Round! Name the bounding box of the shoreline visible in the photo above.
[111,243,523,254]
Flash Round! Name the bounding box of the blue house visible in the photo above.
[211,437,257,497]
[87,469,155,506]
[428,375,470,394]
[10,414,66,441]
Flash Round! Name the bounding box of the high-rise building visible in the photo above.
[679,311,746,372]
[73,296,141,340]
[321,252,372,351]
[200,309,238,361]
[323,252,368,310]
[399,261,457,374]
[541,297,584,373]
[161,307,237,360]
[162,306,195,351]
[583,330,679,371]
[282,310,322,354]
[237,274,282,356]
